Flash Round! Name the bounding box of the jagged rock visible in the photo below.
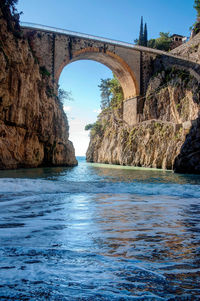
[0,6,77,169]
[86,115,186,170]
[87,65,200,172]
[173,118,200,173]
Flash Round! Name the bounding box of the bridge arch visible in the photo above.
[55,48,139,100]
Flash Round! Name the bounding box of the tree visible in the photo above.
[98,75,123,110]
[138,16,144,46]
[58,88,73,106]
[85,121,102,136]
[194,0,200,19]
[191,0,200,36]
[155,32,171,51]
[0,0,22,33]
[1,0,18,8]
[147,38,156,49]
[108,75,123,107]
[136,17,148,47]
[85,75,123,136]
[85,123,95,131]
[148,32,171,51]
[1,0,19,15]
[143,23,148,47]
[98,79,112,110]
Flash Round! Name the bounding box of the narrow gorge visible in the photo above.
[1,1,200,174]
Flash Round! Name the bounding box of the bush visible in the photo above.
[85,123,95,131]
[0,0,22,36]
[39,66,51,77]
[57,88,73,105]
[90,122,102,136]
[148,32,171,51]
[99,75,123,110]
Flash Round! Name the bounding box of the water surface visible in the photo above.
[0,157,200,300]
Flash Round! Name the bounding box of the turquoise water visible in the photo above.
[0,157,200,300]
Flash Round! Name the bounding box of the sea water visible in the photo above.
[0,157,200,300]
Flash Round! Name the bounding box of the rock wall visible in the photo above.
[174,118,200,173]
[0,5,77,169]
[87,66,200,173]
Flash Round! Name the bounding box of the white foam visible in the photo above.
[0,178,200,198]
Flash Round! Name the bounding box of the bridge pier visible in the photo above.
[123,97,140,126]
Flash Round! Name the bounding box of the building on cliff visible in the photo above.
[170,34,187,49]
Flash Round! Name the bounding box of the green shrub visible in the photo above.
[40,66,51,77]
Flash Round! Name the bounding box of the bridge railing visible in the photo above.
[20,22,170,55]
[20,22,136,48]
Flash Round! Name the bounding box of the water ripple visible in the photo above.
[0,159,200,299]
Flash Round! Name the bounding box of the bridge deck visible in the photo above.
[20,22,194,62]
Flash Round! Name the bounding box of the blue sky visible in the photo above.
[17,0,196,155]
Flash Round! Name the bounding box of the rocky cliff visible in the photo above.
[87,44,200,173]
[0,4,77,169]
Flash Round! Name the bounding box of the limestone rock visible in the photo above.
[173,118,200,173]
[87,66,200,172]
[0,6,77,169]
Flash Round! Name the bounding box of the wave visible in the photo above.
[0,178,200,198]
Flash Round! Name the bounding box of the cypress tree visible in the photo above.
[138,16,144,46]
[143,23,148,46]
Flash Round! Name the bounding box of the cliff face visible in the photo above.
[87,66,200,173]
[0,6,77,169]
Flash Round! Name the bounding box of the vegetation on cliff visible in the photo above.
[148,32,172,51]
[194,0,200,18]
[136,1,199,50]
[135,16,179,51]
[191,0,200,36]
[135,23,176,51]
[99,75,123,110]
[0,0,21,36]
[85,75,123,138]
[0,0,19,17]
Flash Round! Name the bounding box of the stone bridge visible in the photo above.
[21,22,200,126]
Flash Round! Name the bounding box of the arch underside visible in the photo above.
[56,49,139,100]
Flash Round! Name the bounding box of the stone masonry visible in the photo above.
[22,24,200,126]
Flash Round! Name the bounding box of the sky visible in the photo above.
[17,0,196,156]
